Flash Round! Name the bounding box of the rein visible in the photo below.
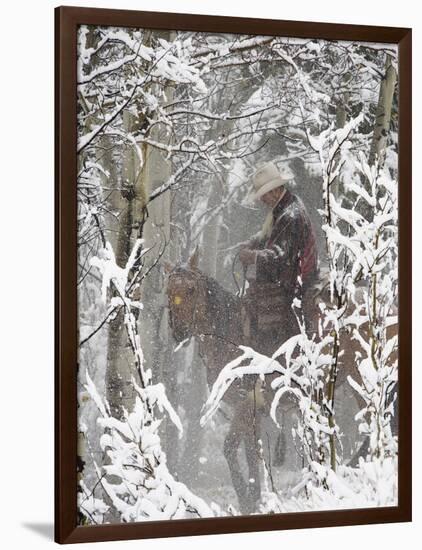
[232,249,247,297]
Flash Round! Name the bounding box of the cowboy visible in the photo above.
[239,161,318,352]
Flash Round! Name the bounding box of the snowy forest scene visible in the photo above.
[76,23,399,524]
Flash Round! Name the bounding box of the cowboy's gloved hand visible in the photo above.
[239,248,257,266]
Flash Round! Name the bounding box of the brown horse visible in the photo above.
[165,251,397,513]
[166,250,271,513]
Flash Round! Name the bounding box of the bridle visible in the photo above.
[167,266,204,340]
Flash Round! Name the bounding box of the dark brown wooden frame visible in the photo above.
[55,5,412,544]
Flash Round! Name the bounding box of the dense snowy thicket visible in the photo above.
[76,24,398,523]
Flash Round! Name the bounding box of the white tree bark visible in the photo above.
[369,54,397,166]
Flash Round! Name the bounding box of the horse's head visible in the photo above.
[165,248,205,343]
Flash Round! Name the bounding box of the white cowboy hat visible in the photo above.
[249,161,294,202]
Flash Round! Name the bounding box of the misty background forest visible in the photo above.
[76,25,399,523]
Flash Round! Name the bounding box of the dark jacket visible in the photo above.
[249,189,318,299]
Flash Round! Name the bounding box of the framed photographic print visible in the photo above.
[55,6,412,544]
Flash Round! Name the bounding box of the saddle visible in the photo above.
[241,282,293,337]
[240,275,327,340]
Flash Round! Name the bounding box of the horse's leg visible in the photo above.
[223,406,249,513]
[243,407,262,513]
[273,429,287,467]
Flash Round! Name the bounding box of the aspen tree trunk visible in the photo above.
[139,125,177,469]
[369,54,397,166]
[131,30,180,469]
[201,184,223,276]
[104,111,146,419]
[348,55,397,467]
[105,101,175,423]
[103,43,151,418]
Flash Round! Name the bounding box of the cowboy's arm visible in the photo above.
[254,215,301,284]
[243,232,261,250]
[238,232,263,266]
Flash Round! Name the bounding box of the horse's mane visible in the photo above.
[201,273,241,339]
[203,273,240,308]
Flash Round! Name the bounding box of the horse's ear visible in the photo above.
[163,261,174,274]
[188,246,200,270]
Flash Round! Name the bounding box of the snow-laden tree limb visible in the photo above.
[82,238,216,522]
[83,371,215,521]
